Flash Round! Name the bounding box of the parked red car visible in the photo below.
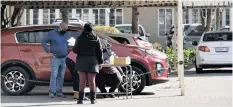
[1,25,169,95]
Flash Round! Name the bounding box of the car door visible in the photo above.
[16,29,54,79]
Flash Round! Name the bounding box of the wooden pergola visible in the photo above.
[1,0,177,9]
[1,0,232,96]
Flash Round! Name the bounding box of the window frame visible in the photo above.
[109,8,123,26]
[157,8,174,37]
[15,29,53,44]
[15,29,82,44]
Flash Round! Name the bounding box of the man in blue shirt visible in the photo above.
[41,22,68,98]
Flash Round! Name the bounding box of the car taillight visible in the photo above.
[199,46,210,52]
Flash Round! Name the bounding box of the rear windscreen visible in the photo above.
[203,32,232,41]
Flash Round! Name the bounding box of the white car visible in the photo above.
[53,18,87,26]
[192,31,232,73]
[114,24,151,41]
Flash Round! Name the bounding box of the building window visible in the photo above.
[92,9,105,25]
[68,9,72,19]
[226,9,230,26]
[99,9,105,25]
[50,9,55,24]
[83,9,89,22]
[43,9,55,24]
[183,9,189,24]
[158,8,173,36]
[75,9,89,22]
[109,8,123,26]
[116,9,123,25]
[43,9,49,24]
[192,9,199,23]
[33,9,38,24]
[76,9,82,20]
[92,9,99,25]
[26,9,30,25]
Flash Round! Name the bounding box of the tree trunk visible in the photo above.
[200,9,212,31]
[216,8,221,31]
[206,9,212,31]
[16,9,24,26]
[60,9,68,24]
[10,7,24,27]
[132,7,139,34]
[1,5,9,28]
[200,9,206,27]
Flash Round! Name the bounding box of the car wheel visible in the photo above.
[195,60,203,74]
[1,66,34,95]
[118,66,146,95]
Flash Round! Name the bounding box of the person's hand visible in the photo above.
[99,64,103,70]
[47,53,56,58]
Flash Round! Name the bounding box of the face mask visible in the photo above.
[59,30,66,35]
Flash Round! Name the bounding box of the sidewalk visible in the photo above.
[1,70,232,107]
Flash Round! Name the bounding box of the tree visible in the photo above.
[215,8,222,31]
[11,7,24,27]
[60,9,68,24]
[1,5,9,28]
[132,7,139,34]
[1,5,24,28]
[200,9,212,31]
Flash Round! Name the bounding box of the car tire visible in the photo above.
[118,66,146,95]
[195,60,203,74]
[1,66,34,95]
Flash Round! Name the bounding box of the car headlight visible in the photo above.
[138,48,167,58]
[138,48,158,56]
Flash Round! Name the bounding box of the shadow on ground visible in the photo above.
[1,93,180,107]
[1,91,155,104]
[169,69,232,77]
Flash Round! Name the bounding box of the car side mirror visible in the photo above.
[120,30,125,33]
[192,41,198,46]
[145,33,151,37]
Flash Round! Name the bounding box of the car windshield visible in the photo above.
[115,26,132,34]
[183,25,205,36]
[203,32,232,42]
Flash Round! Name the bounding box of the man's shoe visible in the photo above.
[56,93,66,98]
[73,91,79,99]
[49,93,56,98]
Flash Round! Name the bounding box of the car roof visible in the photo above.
[205,31,232,34]
[3,24,80,29]
[183,23,202,26]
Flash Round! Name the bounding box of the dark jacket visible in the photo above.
[41,29,68,58]
[72,31,103,73]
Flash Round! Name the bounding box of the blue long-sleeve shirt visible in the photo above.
[41,29,69,58]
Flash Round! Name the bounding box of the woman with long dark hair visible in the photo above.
[72,23,103,104]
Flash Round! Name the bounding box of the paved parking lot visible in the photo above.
[1,70,232,107]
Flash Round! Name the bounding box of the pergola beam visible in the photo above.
[1,1,177,9]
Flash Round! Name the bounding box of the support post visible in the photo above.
[177,0,185,96]
[230,8,233,31]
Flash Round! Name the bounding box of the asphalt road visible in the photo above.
[1,69,232,107]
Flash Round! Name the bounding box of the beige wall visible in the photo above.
[123,7,177,48]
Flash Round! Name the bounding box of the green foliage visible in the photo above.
[165,46,196,68]
[183,48,196,64]
[153,42,162,51]
[93,25,121,34]
[152,42,196,70]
